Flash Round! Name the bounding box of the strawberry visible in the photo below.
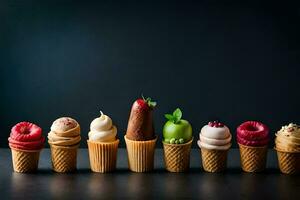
[126,95,156,141]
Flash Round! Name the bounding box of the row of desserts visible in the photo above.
[8,96,300,174]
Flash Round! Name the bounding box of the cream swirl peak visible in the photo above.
[198,121,232,150]
[88,111,117,142]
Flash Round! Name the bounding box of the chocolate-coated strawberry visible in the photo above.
[126,96,156,141]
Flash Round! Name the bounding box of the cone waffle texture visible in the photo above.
[276,149,300,174]
[200,147,228,173]
[238,143,267,172]
[50,144,79,173]
[87,139,119,173]
[163,138,193,172]
[124,135,157,172]
[11,148,41,173]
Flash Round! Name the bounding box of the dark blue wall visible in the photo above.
[1,0,300,148]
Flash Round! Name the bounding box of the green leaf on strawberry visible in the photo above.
[142,94,157,108]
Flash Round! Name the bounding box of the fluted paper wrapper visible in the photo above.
[238,143,267,172]
[10,147,41,173]
[200,147,228,173]
[124,135,157,172]
[275,148,300,174]
[87,139,119,173]
[50,143,79,173]
[163,138,193,172]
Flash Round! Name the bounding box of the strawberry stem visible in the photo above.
[141,94,157,108]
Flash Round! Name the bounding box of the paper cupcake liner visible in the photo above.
[124,135,157,172]
[238,143,267,172]
[50,143,79,173]
[275,148,300,174]
[163,138,193,172]
[200,147,228,173]
[10,147,41,173]
[87,139,119,173]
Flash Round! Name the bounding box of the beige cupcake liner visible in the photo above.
[238,143,267,172]
[10,147,41,173]
[163,138,193,172]
[200,147,228,173]
[49,143,79,173]
[275,148,300,174]
[87,139,119,173]
[124,135,157,172]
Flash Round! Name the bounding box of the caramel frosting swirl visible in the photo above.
[48,117,81,146]
[275,123,300,152]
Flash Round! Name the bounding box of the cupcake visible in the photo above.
[275,123,300,174]
[198,121,231,172]
[48,117,81,172]
[237,121,269,172]
[162,108,193,172]
[125,96,157,172]
[87,111,119,173]
[8,122,45,173]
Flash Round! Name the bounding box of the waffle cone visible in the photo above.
[50,143,79,173]
[87,139,119,173]
[163,138,193,172]
[238,143,267,172]
[10,148,41,173]
[275,148,300,174]
[124,135,157,172]
[200,147,228,173]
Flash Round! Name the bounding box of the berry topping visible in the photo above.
[208,121,224,128]
[287,127,295,132]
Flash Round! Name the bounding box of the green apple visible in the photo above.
[163,108,192,144]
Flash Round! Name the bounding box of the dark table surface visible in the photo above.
[0,148,299,200]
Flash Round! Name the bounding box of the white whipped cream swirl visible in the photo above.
[88,111,117,142]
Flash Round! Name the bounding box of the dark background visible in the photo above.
[1,0,300,148]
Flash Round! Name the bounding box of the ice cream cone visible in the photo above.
[10,147,41,173]
[50,143,79,173]
[163,138,193,172]
[238,143,267,172]
[275,148,300,174]
[200,147,228,173]
[124,135,157,172]
[87,139,119,173]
